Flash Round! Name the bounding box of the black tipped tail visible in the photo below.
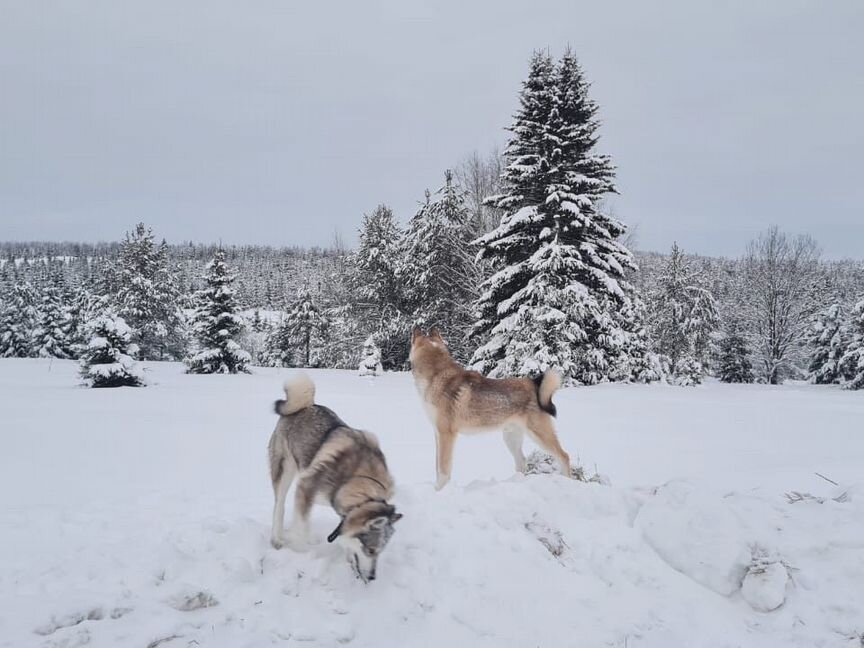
[533,369,562,417]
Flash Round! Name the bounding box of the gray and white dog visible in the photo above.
[268,373,402,582]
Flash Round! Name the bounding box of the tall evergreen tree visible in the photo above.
[262,314,294,367]
[806,303,849,384]
[109,223,186,360]
[718,321,754,383]
[32,279,74,359]
[471,50,640,383]
[839,298,864,390]
[354,204,411,369]
[649,244,718,383]
[281,286,327,367]
[400,171,479,362]
[355,205,404,313]
[79,313,145,388]
[0,282,38,358]
[185,250,251,374]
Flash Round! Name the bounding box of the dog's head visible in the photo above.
[328,501,403,583]
[409,325,448,365]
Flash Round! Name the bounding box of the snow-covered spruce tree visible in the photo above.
[64,286,96,356]
[356,205,404,314]
[32,280,74,359]
[251,309,267,333]
[470,49,643,383]
[109,223,186,360]
[839,298,864,390]
[400,171,480,363]
[353,204,412,369]
[280,286,328,368]
[0,282,38,358]
[806,303,849,384]
[79,313,145,388]
[185,250,251,374]
[613,296,661,383]
[261,315,294,367]
[648,243,719,383]
[358,335,383,376]
[717,321,754,383]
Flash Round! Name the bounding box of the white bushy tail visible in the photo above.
[274,373,315,416]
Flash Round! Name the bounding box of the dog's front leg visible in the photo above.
[435,424,456,490]
[284,478,316,550]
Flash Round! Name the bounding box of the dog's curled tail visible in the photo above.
[274,373,315,416]
[534,369,562,417]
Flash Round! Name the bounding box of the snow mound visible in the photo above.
[742,561,789,612]
[635,480,751,596]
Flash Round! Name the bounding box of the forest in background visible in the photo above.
[2,49,863,389]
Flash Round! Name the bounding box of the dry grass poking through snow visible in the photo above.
[525,449,610,484]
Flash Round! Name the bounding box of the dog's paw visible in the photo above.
[284,529,313,552]
[434,475,450,491]
[271,536,285,550]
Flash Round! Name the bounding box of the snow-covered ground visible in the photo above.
[1,359,862,648]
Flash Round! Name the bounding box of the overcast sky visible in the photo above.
[1,1,862,257]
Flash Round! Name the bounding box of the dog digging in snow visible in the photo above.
[268,373,402,583]
[409,326,571,490]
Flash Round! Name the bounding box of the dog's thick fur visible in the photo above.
[268,373,401,582]
[410,327,571,490]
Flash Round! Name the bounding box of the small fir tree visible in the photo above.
[79,313,145,387]
[358,335,383,377]
[185,250,251,374]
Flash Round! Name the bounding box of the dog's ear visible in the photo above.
[411,325,423,342]
[327,520,343,543]
[390,512,403,524]
[429,326,442,340]
[369,516,389,530]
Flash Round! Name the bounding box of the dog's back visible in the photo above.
[411,333,560,431]
[268,373,392,488]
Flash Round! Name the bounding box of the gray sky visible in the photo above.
[1,0,862,258]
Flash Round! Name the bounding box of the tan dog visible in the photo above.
[409,327,571,490]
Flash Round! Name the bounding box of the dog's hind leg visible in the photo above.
[503,424,527,474]
[285,472,317,550]
[434,423,456,491]
[270,456,297,549]
[525,413,571,477]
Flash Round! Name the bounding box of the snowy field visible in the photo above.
[1,359,863,648]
